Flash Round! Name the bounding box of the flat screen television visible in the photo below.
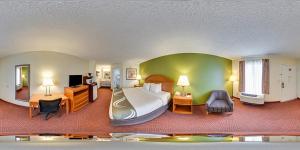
[69,75,82,87]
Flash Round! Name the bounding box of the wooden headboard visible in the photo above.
[144,74,174,94]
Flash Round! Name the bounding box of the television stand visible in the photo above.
[64,85,89,112]
[70,85,81,88]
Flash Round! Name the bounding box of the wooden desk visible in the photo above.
[29,94,69,118]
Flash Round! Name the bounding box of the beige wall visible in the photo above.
[232,55,297,102]
[0,51,89,107]
[88,60,97,81]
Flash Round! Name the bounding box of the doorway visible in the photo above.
[96,65,112,88]
[280,64,295,102]
[15,64,30,101]
[112,67,121,89]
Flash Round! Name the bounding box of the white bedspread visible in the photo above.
[109,88,171,119]
[122,88,168,117]
[150,91,171,106]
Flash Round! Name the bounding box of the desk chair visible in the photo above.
[39,98,62,120]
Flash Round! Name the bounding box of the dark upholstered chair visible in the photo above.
[39,98,62,120]
[206,90,234,113]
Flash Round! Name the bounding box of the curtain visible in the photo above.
[245,59,263,95]
[239,61,245,92]
[262,59,270,94]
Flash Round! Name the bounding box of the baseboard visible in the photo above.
[192,104,205,106]
[280,98,299,102]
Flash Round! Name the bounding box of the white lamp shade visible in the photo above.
[136,74,142,80]
[42,78,54,86]
[177,75,190,86]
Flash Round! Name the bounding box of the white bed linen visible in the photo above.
[149,91,171,106]
[123,88,163,117]
[110,88,171,119]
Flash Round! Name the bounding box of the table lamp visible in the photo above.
[42,78,54,96]
[136,74,142,85]
[177,75,190,96]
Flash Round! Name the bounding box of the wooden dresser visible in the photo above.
[64,85,89,112]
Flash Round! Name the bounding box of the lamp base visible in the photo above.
[44,86,52,96]
[181,86,187,96]
[180,92,187,97]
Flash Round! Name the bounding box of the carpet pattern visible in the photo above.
[1,88,300,136]
[16,86,29,101]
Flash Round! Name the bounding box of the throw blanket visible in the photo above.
[112,89,137,120]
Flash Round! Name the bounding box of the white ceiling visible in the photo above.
[1,0,300,63]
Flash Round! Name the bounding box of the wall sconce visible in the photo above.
[229,75,237,82]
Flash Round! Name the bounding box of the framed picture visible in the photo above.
[96,71,100,77]
[103,71,111,79]
[126,68,137,80]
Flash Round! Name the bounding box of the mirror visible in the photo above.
[15,64,30,101]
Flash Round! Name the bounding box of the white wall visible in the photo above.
[0,51,89,107]
[297,59,300,98]
[232,55,297,102]
[121,59,145,88]
[88,60,96,81]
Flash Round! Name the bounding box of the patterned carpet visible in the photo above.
[16,86,29,100]
[1,88,300,136]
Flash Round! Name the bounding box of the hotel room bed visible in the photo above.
[109,75,174,126]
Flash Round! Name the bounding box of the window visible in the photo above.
[245,59,263,95]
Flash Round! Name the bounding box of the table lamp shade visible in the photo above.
[177,75,190,86]
[42,78,54,86]
[136,74,142,80]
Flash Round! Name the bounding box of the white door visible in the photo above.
[280,65,288,101]
[280,64,295,102]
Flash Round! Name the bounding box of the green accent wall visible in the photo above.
[139,53,232,104]
[21,67,29,87]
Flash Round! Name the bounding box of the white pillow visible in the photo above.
[143,83,151,91]
[150,83,162,93]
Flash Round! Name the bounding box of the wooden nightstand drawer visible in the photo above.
[173,98,192,105]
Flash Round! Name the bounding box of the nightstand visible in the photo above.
[172,95,193,114]
[134,84,143,88]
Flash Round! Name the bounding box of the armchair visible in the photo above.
[206,90,234,113]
